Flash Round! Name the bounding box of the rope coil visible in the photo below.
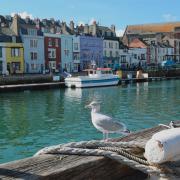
[34,140,164,176]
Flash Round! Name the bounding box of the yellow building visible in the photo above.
[5,43,24,74]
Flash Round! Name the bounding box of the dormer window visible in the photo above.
[12,36,16,43]
[28,29,37,36]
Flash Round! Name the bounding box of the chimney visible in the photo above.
[25,16,30,24]
[111,25,115,33]
[11,14,20,36]
[70,20,74,31]
[92,20,97,36]
[84,24,89,34]
[62,22,67,33]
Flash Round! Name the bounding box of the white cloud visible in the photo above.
[116,29,125,37]
[11,11,33,19]
[162,14,177,22]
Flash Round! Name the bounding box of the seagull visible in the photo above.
[85,101,130,140]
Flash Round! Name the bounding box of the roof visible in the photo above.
[157,42,173,48]
[125,22,180,34]
[103,36,119,41]
[128,38,148,48]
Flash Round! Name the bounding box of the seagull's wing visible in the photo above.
[94,113,126,132]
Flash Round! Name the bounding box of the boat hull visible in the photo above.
[65,76,120,88]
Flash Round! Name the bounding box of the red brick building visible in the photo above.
[44,33,61,73]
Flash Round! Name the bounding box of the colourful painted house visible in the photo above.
[6,42,24,74]
[80,35,103,69]
[44,33,61,73]
[60,34,73,73]
[0,34,24,74]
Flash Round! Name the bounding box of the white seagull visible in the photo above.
[85,101,130,140]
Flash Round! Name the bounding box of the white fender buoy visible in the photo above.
[144,128,180,164]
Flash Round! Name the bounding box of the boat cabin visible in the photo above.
[84,68,113,76]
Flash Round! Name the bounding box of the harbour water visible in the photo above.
[0,80,180,163]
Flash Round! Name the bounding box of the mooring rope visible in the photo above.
[98,147,149,165]
[34,140,165,176]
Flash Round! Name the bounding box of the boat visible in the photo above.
[65,68,120,88]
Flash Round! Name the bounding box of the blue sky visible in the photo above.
[0,0,180,35]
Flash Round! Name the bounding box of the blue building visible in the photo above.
[80,36,103,69]
[60,34,73,73]
[21,28,45,73]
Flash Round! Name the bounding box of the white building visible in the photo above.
[129,48,147,67]
[119,42,132,69]
[103,37,120,68]
[128,38,147,67]
[157,43,174,64]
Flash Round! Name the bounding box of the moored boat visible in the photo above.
[65,68,120,88]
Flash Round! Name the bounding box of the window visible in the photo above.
[104,42,107,48]
[109,42,113,48]
[134,54,137,59]
[12,36,16,43]
[116,51,119,57]
[30,39,38,48]
[48,38,52,46]
[48,48,56,58]
[12,62,20,71]
[141,54,145,60]
[74,43,79,50]
[121,56,126,63]
[110,51,112,57]
[31,63,39,70]
[64,50,69,56]
[73,53,80,60]
[30,52,38,60]
[49,61,56,69]
[123,49,128,53]
[30,40,33,48]
[34,52,37,60]
[104,50,107,56]
[28,29,37,36]
[115,43,118,49]
[151,41,155,45]
[0,47,2,57]
[11,48,20,57]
